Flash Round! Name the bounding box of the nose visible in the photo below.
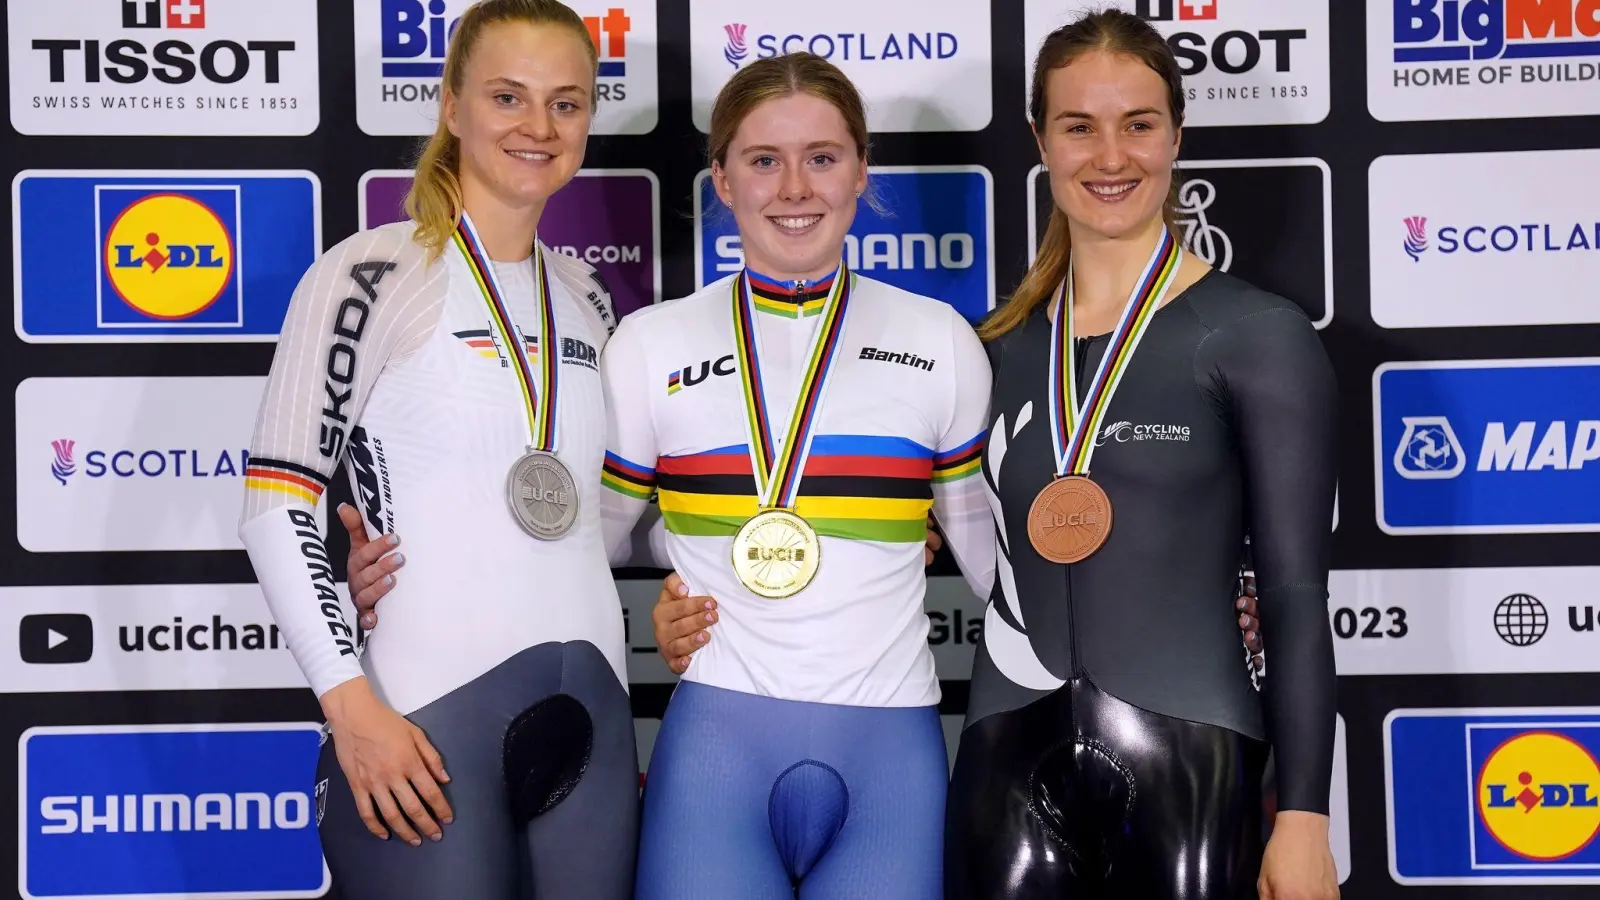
[1092,131,1128,172]
[778,164,811,203]
[519,103,557,142]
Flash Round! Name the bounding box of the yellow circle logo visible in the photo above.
[104,193,234,320]
[1478,730,1600,861]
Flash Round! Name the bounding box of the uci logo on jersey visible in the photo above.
[1386,708,1600,884]
[14,171,319,343]
[694,165,995,324]
[20,723,330,898]
[667,354,736,395]
[1374,359,1600,535]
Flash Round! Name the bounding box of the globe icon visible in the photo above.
[1494,594,1548,646]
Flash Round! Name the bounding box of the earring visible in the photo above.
[724,199,732,208]
[855,191,862,198]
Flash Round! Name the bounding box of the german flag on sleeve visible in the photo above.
[655,435,935,543]
[932,432,985,483]
[244,457,328,505]
[601,451,657,501]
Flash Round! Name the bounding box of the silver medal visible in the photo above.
[506,450,578,539]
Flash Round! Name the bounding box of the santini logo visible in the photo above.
[859,347,935,372]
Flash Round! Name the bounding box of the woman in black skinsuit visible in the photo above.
[943,11,1339,900]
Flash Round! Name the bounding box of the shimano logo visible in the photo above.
[40,791,311,834]
[715,232,975,274]
[859,347,935,372]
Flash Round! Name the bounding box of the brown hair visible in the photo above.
[707,52,886,215]
[978,9,1187,341]
[404,0,598,259]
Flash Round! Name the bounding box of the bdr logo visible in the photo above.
[19,723,328,898]
[1374,359,1600,535]
[693,165,995,324]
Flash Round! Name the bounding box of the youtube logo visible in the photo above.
[19,613,94,664]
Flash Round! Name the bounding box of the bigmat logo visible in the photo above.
[1368,150,1600,328]
[360,169,661,319]
[15,376,268,552]
[9,0,319,136]
[13,170,320,343]
[690,0,992,132]
[20,723,328,899]
[1386,708,1600,884]
[694,166,995,324]
[1368,0,1600,121]
[1030,158,1332,328]
[1374,359,1600,535]
[353,0,658,135]
[1025,0,1330,126]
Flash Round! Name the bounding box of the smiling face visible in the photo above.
[711,92,868,283]
[445,20,594,214]
[1036,48,1180,244]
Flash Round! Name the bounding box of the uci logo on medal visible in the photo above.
[103,192,235,321]
[1477,731,1600,861]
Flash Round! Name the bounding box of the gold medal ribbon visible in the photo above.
[732,265,853,510]
[452,212,560,451]
[1048,229,1182,477]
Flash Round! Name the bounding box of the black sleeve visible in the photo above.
[1208,303,1338,815]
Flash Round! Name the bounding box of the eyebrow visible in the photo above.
[484,77,589,95]
[740,140,846,154]
[1054,106,1164,121]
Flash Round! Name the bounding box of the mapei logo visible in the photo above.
[1401,215,1600,260]
[1387,709,1600,884]
[1375,360,1600,534]
[667,354,736,395]
[1136,0,1220,21]
[1392,0,1600,63]
[20,723,329,898]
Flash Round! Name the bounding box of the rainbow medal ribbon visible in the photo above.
[728,265,853,598]
[452,212,577,540]
[1026,229,1181,564]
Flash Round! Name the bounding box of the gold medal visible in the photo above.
[731,508,821,599]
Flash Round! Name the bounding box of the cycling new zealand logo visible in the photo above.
[1374,359,1600,534]
[13,171,319,343]
[694,165,994,324]
[1386,708,1600,884]
[19,723,329,898]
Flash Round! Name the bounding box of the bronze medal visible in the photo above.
[1027,477,1112,564]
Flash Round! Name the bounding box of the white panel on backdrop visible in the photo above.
[352,0,659,136]
[1327,567,1600,675]
[1023,1,1330,127]
[0,584,336,692]
[15,376,270,553]
[1330,713,1351,884]
[9,0,320,136]
[1367,0,1600,122]
[1369,150,1600,328]
[689,0,993,133]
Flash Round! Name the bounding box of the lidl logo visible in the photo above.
[104,192,234,320]
[1387,708,1600,884]
[1478,731,1600,861]
[13,170,320,343]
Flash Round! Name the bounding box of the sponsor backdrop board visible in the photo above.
[1,2,1598,899]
